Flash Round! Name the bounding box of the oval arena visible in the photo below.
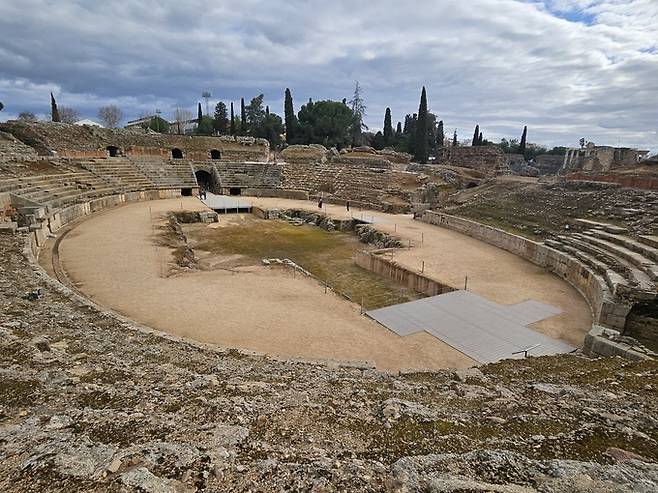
[1,121,657,491]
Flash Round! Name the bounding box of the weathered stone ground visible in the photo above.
[443,179,658,239]
[1,233,658,491]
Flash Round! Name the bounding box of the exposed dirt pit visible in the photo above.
[182,214,421,310]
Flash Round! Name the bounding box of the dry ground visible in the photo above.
[48,195,591,371]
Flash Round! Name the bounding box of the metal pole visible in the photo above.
[421,261,425,273]
[421,232,424,243]
[464,276,468,290]
[394,223,397,232]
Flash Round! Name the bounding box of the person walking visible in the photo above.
[346,200,350,212]
[318,198,323,209]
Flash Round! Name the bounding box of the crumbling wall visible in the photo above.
[436,146,509,176]
[0,121,269,162]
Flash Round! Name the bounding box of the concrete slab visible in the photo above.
[366,290,573,364]
[203,193,251,211]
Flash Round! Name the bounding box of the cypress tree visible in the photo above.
[396,122,402,135]
[436,120,445,149]
[472,125,480,146]
[197,102,202,125]
[519,126,528,155]
[50,92,60,122]
[478,131,483,146]
[265,105,269,115]
[452,130,458,147]
[414,87,429,163]
[284,88,297,144]
[240,98,246,134]
[230,102,236,136]
[383,107,393,146]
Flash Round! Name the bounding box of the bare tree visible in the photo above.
[173,106,193,135]
[59,106,80,124]
[98,105,123,128]
[18,112,38,122]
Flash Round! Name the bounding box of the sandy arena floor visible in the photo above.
[50,196,592,371]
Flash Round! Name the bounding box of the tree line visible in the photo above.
[9,90,565,161]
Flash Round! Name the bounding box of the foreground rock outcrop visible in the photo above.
[1,233,657,492]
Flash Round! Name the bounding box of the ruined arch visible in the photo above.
[106,145,120,157]
[171,148,184,159]
[195,169,212,191]
[210,149,221,160]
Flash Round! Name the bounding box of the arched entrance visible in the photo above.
[106,145,120,157]
[210,149,221,160]
[624,301,658,345]
[171,148,184,159]
[229,187,242,196]
[195,170,212,191]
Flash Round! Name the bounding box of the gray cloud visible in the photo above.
[0,0,656,151]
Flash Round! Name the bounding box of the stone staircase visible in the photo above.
[213,162,282,189]
[129,156,197,189]
[282,163,392,204]
[81,157,157,191]
[545,223,657,330]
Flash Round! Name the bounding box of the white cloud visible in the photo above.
[0,0,656,151]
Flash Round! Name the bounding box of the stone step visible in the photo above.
[563,235,654,298]
[574,218,628,234]
[639,235,658,250]
[580,231,658,282]
[588,229,658,264]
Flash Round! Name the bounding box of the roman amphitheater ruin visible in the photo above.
[1,121,657,491]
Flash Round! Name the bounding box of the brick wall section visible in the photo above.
[0,121,269,162]
[566,172,658,191]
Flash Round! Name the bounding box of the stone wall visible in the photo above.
[534,154,564,175]
[355,250,455,297]
[565,172,658,191]
[0,121,269,162]
[561,144,649,173]
[436,146,509,176]
[415,210,631,334]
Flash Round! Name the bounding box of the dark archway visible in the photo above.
[171,148,184,159]
[181,188,193,197]
[195,170,212,190]
[624,301,658,349]
[465,182,478,189]
[229,187,242,196]
[210,149,221,160]
[106,145,120,157]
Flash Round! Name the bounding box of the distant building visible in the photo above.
[561,142,650,173]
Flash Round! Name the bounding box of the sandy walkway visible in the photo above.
[55,197,476,371]
[242,196,593,347]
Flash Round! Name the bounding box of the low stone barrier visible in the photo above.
[355,250,455,297]
[243,188,309,200]
[415,210,647,360]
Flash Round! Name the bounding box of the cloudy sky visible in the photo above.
[1,0,656,150]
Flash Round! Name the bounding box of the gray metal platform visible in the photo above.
[366,290,573,363]
[203,193,251,211]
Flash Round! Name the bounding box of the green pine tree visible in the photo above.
[197,103,203,125]
[50,92,60,122]
[213,102,229,134]
[519,126,528,155]
[436,120,445,149]
[414,87,429,163]
[472,125,480,146]
[452,130,458,147]
[230,102,236,136]
[284,88,298,144]
[383,107,393,146]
